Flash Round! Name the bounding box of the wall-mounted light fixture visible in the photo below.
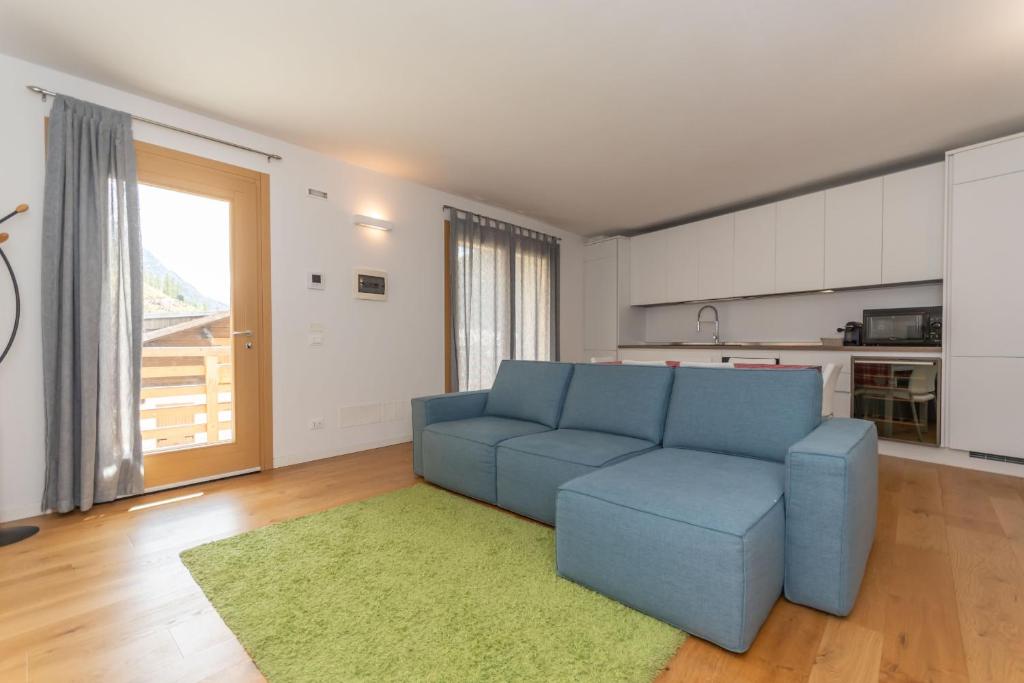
[353,214,394,232]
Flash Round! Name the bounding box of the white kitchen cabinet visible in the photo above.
[584,243,619,353]
[948,170,1024,357]
[775,192,825,293]
[696,215,735,300]
[882,163,945,284]
[948,357,1024,458]
[952,134,1024,184]
[629,230,668,305]
[626,164,941,305]
[733,204,776,296]
[585,237,645,361]
[944,131,1024,456]
[665,224,700,302]
[825,177,883,288]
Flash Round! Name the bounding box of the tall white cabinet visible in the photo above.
[945,133,1024,458]
[585,237,644,360]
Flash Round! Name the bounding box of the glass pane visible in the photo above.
[852,359,939,445]
[138,184,233,454]
[866,314,923,342]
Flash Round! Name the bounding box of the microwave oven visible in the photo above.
[862,307,942,346]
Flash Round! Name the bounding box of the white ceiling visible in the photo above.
[2,1,1024,235]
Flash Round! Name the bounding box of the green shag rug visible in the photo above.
[180,484,684,682]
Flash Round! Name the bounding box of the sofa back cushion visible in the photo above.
[558,363,674,442]
[484,360,575,428]
[663,367,822,462]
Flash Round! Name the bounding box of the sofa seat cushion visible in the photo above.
[424,416,550,446]
[566,448,784,534]
[495,429,655,524]
[556,448,785,653]
[501,429,655,467]
[421,417,551,503]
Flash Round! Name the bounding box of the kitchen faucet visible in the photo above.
[696,305,721,344]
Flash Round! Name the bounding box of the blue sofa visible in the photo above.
[411,360,877,653]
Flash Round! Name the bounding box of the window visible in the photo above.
[446,208,560,391]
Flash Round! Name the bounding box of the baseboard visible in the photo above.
[880,441,1024,478]
[1,502,45,525]
[274,434,413,469]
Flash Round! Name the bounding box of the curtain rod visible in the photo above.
[444,205,561,243]
[26,85,283,162]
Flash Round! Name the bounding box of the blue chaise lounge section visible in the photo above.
[557,366,825,652]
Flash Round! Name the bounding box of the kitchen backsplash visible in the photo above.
[644,282,942,343]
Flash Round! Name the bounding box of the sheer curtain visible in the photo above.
[511,226,559,362]
[447,207,559,391]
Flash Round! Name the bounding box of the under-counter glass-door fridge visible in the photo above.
[851,357,941,446]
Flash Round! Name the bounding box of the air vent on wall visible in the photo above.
[307,188,328,200]
[970,451,1024,466]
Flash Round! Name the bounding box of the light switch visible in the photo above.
[309,332,324,346]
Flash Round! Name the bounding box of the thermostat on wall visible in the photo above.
[308,272,325,290]
[354,269,387,301]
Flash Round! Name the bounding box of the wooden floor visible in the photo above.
[2,445,1023,682]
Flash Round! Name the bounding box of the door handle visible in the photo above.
[232,330,254,348]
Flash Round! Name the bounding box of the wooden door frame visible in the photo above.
[134,141,275,474]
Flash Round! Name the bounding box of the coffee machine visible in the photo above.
[837,321,864,346]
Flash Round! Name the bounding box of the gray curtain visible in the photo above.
[42,96,144,513]
[446,207,560,391]
[511,225,559,363]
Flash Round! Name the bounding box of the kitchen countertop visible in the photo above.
[619,343,943,353]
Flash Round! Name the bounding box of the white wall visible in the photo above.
[643,283,942,343]
[0,54,584,522]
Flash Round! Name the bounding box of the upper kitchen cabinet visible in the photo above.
[825,177,883,289]
[629,229,669,305]
[733,203,776,296]
[882,162,944,283]
[626,163,943,305]
[696,215,735,300]
[665,224,700,302]
[775,192,825,293]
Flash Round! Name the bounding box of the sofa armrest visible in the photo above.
[411,390,490,475]
[784,417,877,616]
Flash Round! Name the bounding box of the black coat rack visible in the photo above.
[0,203,40,547]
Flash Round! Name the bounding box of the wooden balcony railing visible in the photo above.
[140,345,233,452]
